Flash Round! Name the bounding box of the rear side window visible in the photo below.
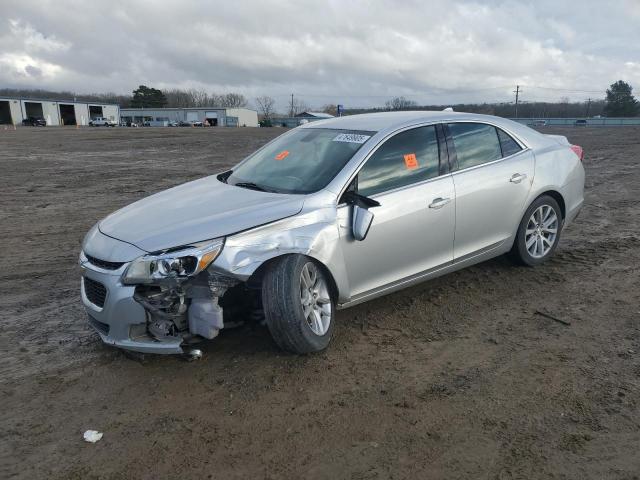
[448,123,502,169]
[358,126,440,197]
[497,128,522,157]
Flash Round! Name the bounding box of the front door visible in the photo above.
[337,125,456,298]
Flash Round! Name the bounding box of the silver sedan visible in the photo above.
[79,111,585,355]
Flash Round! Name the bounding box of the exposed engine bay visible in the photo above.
[132,270,262,348]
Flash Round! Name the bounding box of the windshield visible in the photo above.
[226,128,375,194]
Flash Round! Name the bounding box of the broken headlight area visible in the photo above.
[122,238,224,285]
[132,271,262,345]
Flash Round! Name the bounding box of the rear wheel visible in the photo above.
[262,255,334,354]
[510,195,563,266]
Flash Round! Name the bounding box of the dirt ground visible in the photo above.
[1,125,639,479]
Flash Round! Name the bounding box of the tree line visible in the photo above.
[346,97,608,118]
[0,85,249,109]
[1,80,637,119]
[352,80,638,118]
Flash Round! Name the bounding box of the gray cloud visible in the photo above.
[1,0,639,110]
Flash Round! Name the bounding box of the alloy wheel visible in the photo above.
[299,262,332,335]
[525,204,558,258]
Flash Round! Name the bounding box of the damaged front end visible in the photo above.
[81,235,261,355]
[81,196,347,356]
[121,237,267,351]
[132,272,240,346]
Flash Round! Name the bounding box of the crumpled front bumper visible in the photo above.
[81,262,185,354]
[80,226,185,354]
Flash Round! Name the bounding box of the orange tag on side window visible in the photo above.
[403,153,418,170]
[275,150,290,160]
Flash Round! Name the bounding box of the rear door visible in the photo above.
[446,122,534,260]
[337,125,455,297]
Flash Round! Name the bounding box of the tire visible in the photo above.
[262,255,335,354]
[510,195,563,266]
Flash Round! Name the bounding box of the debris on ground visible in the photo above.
[534,309,572,326]
[83,430,103,443]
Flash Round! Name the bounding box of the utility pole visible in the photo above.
[513,85,521,118]
[586,98,591,117]
[290,93,294,117]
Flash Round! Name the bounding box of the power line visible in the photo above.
[524,85,603,94]
[269,86,514,99]
[268,85,604,99]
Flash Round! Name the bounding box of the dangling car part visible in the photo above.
[80,111,585,355]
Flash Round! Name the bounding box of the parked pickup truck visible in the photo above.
[89,117,117,127]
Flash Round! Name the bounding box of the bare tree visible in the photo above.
[162,89,224,107]
[322,104,338,116]
[290,98,310,116]
[189,89,209,107]
[559,96,570,118]
[385,96,417,110]
[255,95,276,121]
[220,93,248,108]
[164,88,196,107]
[159,89,248,108]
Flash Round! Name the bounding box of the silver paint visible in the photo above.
[80,111,585,354]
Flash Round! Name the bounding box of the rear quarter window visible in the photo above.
[497,129,522,157]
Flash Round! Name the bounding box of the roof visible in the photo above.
[297,111,334,118]
[0,96,119,106]
[121,107,227,111]
[302,110,550,148]
[120,107,257,112]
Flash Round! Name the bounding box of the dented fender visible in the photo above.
[213,205,351,303]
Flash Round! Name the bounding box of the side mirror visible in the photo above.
[341,191,380,242]
[352,205,375,241]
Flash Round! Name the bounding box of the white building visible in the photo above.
[0,97,120,126]
[120,107,259,127]
[296,111,334,119]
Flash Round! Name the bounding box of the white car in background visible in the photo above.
[90,117,117,127]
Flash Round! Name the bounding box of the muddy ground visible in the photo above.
[0,126,638,479]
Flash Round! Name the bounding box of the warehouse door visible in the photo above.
[59,104,77,125]
[186,111,199,122]
[0,101,12,124]
[205,111,218,126]
[25,102,44,119]
[89,105,103,119]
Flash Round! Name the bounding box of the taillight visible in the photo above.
[570,144,584,161]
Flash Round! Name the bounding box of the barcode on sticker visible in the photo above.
[333,133,371,144]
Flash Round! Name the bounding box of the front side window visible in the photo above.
[227,128,374,194]
[448,123,502,169]
[358,126,440,197]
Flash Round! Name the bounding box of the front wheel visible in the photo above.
[510,195,563,266]
[262,255,334,354]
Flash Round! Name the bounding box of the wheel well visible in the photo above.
[247,254,340,303]
[539,190,566,219]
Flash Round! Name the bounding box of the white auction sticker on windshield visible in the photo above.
[333,133,371,144]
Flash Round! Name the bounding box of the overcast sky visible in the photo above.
[1,0,639,110]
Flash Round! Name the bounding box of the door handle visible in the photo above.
[429,197,451,209]
[510,173,527,184]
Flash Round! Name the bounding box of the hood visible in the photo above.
[99,175,305,252]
